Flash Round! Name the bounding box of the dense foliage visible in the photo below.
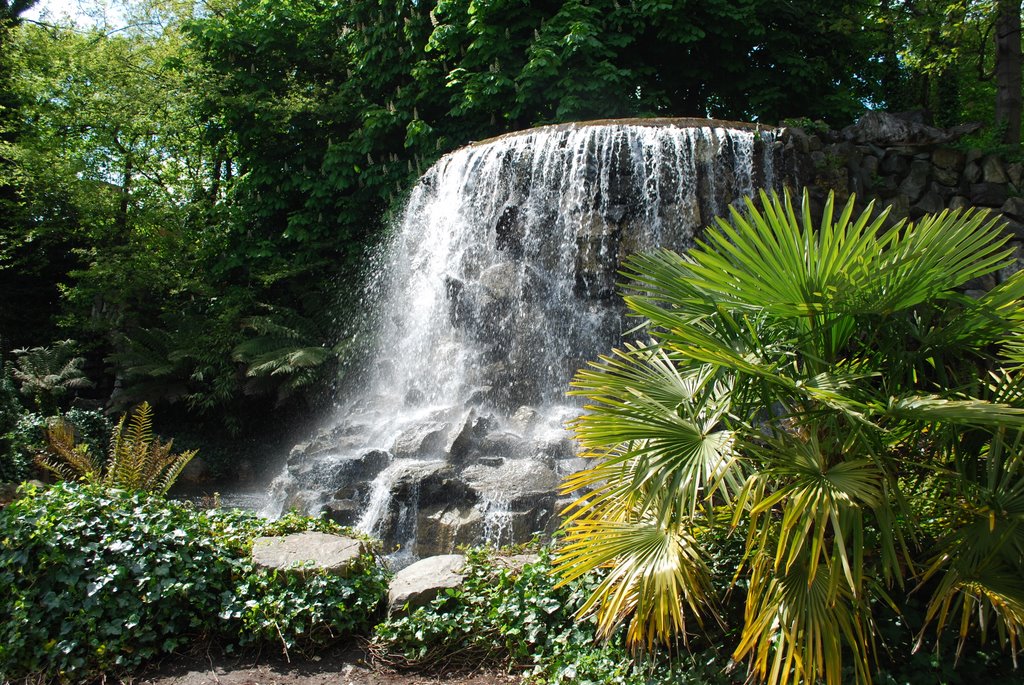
[557,190,1024,685]
[0,483,388,682]
[370,548,727,685]
[38,401,198,494]
[371,545,1017,685]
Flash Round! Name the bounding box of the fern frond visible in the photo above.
[37,418,101,482]
[154,448,198,495]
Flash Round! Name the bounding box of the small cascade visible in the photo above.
[480,492,514,548]
[266,119,785,561]
[354,462,404,536]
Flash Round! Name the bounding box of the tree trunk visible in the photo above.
[995,0,1022,145]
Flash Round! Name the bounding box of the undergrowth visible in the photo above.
[0,483,387,683]
[369,548,741,685]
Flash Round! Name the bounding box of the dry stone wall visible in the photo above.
[777,115,1024,289]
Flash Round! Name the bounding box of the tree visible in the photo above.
[555,190,1024,685]
[873,0,1023,140]
[995,0,1022,143]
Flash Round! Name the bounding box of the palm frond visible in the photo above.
[554,517,715,648]
[736,557,876,685]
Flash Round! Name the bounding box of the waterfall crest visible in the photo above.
[266,120,781,560]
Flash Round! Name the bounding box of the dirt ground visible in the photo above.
[134,645,523,685]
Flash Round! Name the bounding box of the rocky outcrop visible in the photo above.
[251,532,366,577]
[841,111,982,146]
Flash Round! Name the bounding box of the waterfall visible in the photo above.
[266,119,782,561]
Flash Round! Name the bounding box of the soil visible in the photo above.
[134,645,523,685]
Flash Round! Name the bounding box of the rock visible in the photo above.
[880,153,909,176]
[928,182,956,200]
[970,183,1009,207]
[444,275,473,328]
[932,147,965,171]
[860,154,879,177]
[479,431,525,458]
[898,160,931,203]
[1008,162,1024,188]
[415,505,484,557]
[492,554,541,575]
[393,421,449,458]
[963,274,997,292]
[880,195,910,224]
[388,554,466,614]
[982,155,1009,184]
[963,161,982,184]
[949,195,971,210]
[910,191,945,219]
[177,456,211,486]
[252,532,366,577]
[446,411,493,464]
[1001,197,1024,223]
[536,436,576,460]
[842,111,982,146]
[235,459,256,483]
[510,405,539,434]
[462,460,560,510]
[479,262,520,301]
[932,165,960,187]
[999,243,1024,283]
[288,448,389,487]
[323,499,362,526]
[495,205,523,255]
[997,216,1024,241]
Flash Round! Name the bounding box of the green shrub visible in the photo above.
[39,401,197,495]
[215,511,389,657]
[1,408,111,483]
[0,364,27,481]
[0,483,388,682]
[370,548,737,685]
[0,482,230,680]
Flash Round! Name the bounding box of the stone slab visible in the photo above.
[251,531,365,576]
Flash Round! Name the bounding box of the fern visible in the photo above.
[12,340,94,412]
[37,419,103,483]
[37,402,197,495]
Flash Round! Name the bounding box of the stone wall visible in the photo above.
[775,113,1024,289]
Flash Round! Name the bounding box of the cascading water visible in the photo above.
[265,119,784,561]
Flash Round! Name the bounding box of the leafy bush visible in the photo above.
[370,548,737,685]
[0,483,388,682]
[1,408,111,483]
[1,412,43,482]
[1,364,31,482]
[10,340,93,414]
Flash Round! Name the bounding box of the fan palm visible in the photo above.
[554,189,1024,685]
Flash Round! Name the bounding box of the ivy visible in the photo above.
[0,483,389,682]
